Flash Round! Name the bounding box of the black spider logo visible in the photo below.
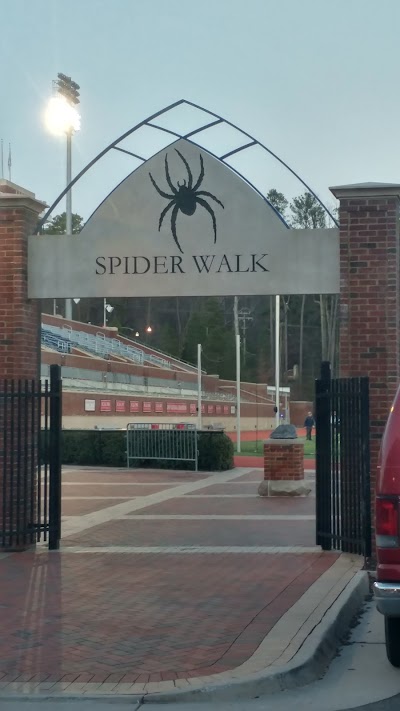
[149,149,224,254]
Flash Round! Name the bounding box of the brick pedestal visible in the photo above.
[331,183,400,554]
[259,440,309,497]
[0,180,46,549]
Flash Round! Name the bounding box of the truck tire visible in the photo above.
[385,616,400,667]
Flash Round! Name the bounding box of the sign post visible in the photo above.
[236,334,241,453]
[275,294,280,428]
[197,343,202,430]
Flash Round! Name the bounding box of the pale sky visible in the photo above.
[2,0,400,222]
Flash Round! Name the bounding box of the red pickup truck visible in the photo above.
[374,388,400,666]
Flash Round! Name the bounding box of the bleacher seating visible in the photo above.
[42,324,170,368]
[41,329,72,354]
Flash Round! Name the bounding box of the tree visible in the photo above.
[181,299,236,379]
[290,192,326,229]
[43,212,84,234]
[266,189,289,221]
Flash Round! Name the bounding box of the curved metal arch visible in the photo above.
[186,138,290,228]
[36,99,186,232]
[37,99,338,232]
[80,136,290,232]
[183,99,339,227]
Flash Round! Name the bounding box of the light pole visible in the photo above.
[103,299,114,328]
[45,73,80,321]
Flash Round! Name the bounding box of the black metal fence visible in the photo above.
[0,364,62,550]
[315,362,371,558]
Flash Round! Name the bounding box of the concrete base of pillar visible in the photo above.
[258,479,312,497]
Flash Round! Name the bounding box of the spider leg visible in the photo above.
[158,200,175,230]
[164,155,177,194]
[149,172,174,199]
[170,204,183,253]
[197,197,218,244]
[193,154,204,191]
[175,149,193,189]
[196,190,224,209]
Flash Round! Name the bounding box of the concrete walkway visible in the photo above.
[0,465,364,698]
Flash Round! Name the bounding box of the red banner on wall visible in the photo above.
[216,405,222,414]
[155,402,163,413]
[130,401,139,413]
[115,400,126,413]
[223,405,229,415]
[167,402,188,414]
[189,403,197,414]
[100,399,111,412]
[143,402,152,413]
[207,405,214,414]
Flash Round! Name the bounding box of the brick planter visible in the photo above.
[258,440,311,497]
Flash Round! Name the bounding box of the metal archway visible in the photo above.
[37,99,338,232]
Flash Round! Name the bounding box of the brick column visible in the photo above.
[0,180,46,549]
[258,440,310,496]
[330,183,400,547]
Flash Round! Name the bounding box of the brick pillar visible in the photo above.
[0,180,46,549]
[259,440,310,496]
[330,183,400,549]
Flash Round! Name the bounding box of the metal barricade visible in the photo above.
[126,422,198,470]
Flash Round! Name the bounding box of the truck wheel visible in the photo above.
[385,616,400,667]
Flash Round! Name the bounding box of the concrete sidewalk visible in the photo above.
[0,466,367,700]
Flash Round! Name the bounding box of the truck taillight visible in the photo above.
[376,497,400,547]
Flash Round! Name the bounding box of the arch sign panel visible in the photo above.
[28,138,339,298]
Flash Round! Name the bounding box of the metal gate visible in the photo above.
[127,423,198,470]
[0,364,62,550]
[315,362,371,558]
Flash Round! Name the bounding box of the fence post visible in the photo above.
[361,377,372,559]
[49,364,62,550]
[316,361,332,549]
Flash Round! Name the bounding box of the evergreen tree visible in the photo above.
[43,212,84,234]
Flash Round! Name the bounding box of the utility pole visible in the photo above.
[234,296,239,339]
[233,297,241,452]
[238,307,253,365]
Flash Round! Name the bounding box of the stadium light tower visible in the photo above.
[45,73,80,321]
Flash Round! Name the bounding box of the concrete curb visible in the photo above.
[143,569,369,703]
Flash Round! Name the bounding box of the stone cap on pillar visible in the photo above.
[330,182,400,200]
[0,179,47,215]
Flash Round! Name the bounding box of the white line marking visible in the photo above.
[121,515,315,521]
[61,482,178,487]
[59,545,321,554]
[61,468,256,538]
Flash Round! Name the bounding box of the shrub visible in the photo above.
[198,431,234,471]
[53,428,234,471]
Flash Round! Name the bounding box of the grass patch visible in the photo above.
[234,437,316,459]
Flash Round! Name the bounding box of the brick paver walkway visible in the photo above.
[0,465,341,694]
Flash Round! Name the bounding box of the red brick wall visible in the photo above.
[0,183,45,549]
[0,199,44,380]
[263,442,304,480]
[333,185,400,552]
